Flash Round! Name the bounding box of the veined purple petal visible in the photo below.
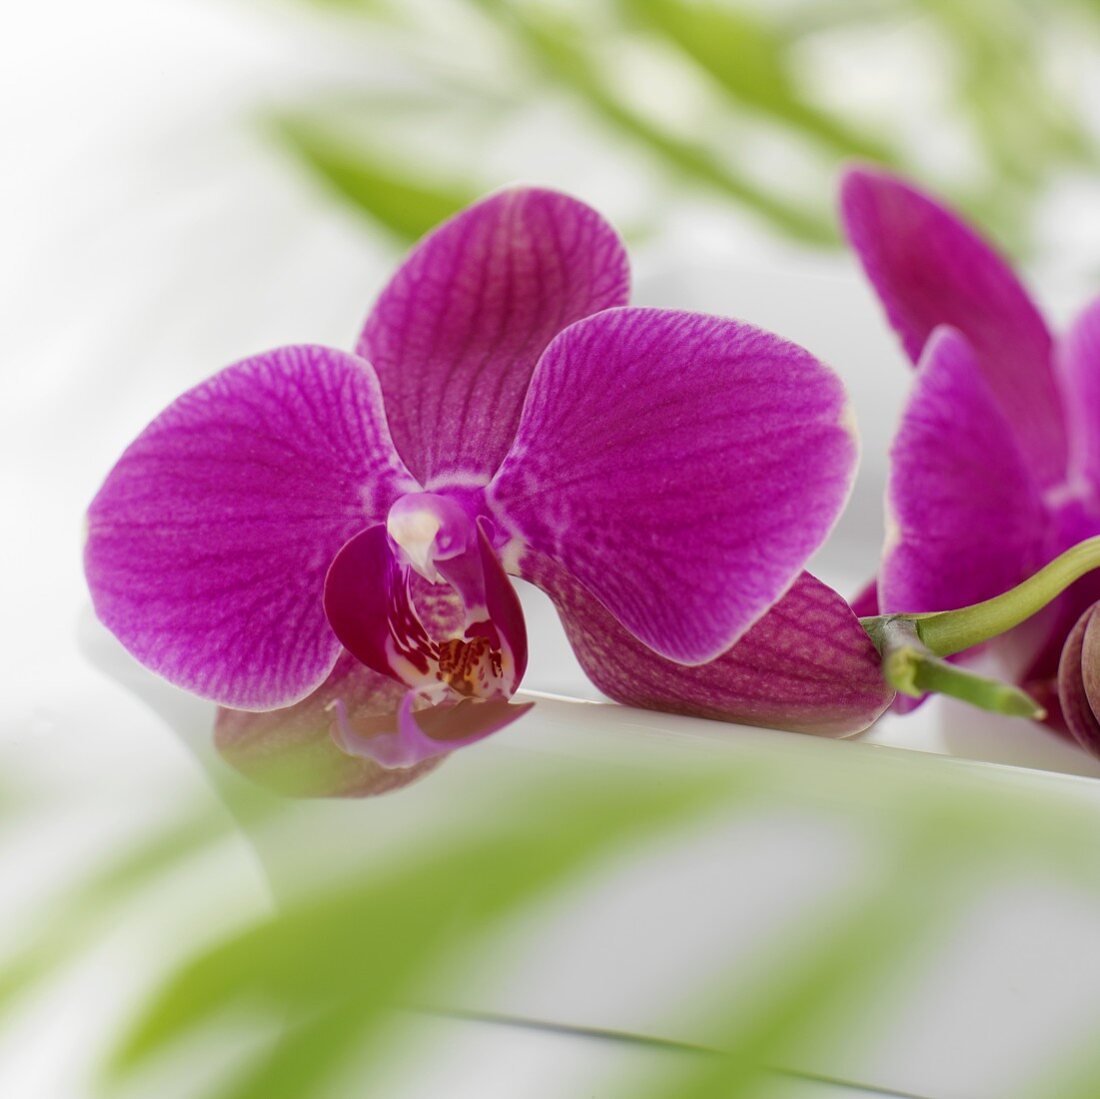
[841,167,1065,486]
[1059,297,1100,485]
[323,507,527,700]
[85,346,418,711]
[525,554,892,736]
[358,187,630,485]
[881,327,1046,617]
[331,692,534,769]
[1056,602,1100,755]
[215,654,440,798]
[489,308,858,665]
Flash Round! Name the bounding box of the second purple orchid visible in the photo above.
[841,166,1100,750]
[85,187,893,796]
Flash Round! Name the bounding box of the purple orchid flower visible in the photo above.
[841,166,1100,730]
[86,187,889,798]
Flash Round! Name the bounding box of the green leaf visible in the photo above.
[105,769,733,1093]
[0,787,282,1024]
[917,0,1095,185]
[273,115,478,243]
[629,828,968,1098]
[467,0,837,245]
[619,0,897,164]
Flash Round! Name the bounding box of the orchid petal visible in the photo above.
[1056,603,1100,754]
[215,655,440,798]
[489,308,857,665]
[1059,296,1100,484]
[881,327,1046,618]
[85,346,417,710]
[841,167,1065,485]
[331,692,534,769]
[358,187,630,485]
[323,517,527,698]
[525,555,891,736]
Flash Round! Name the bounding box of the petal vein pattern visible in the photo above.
[358,187,630,484]
[85,346,417,710]
[523,555,892,736]
[489,308,858,664]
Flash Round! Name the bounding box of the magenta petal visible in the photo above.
[85,346,417,710]
[881,327,1046,617]
[1059,297,1100,484]
[215,654,440,798]
[358,187,630,485]
[841,167,1065,485]
[1056,603,1100,755]
[526,555,892,736]
[331,692,534,768]
[489,308,857,664]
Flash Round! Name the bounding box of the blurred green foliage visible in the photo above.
[6,715,1100,1097]
[275,115,480,242]
[266,0,1098,250]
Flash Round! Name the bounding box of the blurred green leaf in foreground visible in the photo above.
[6,696,1100,1098]
[274,113,480,244]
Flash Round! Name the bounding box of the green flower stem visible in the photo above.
[863,616,1045,719]
[904,535,1100,657]
[859,536,1100,719]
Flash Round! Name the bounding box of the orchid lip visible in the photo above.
[324,501,528,708]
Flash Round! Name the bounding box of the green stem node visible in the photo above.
[862,617,1045,721]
